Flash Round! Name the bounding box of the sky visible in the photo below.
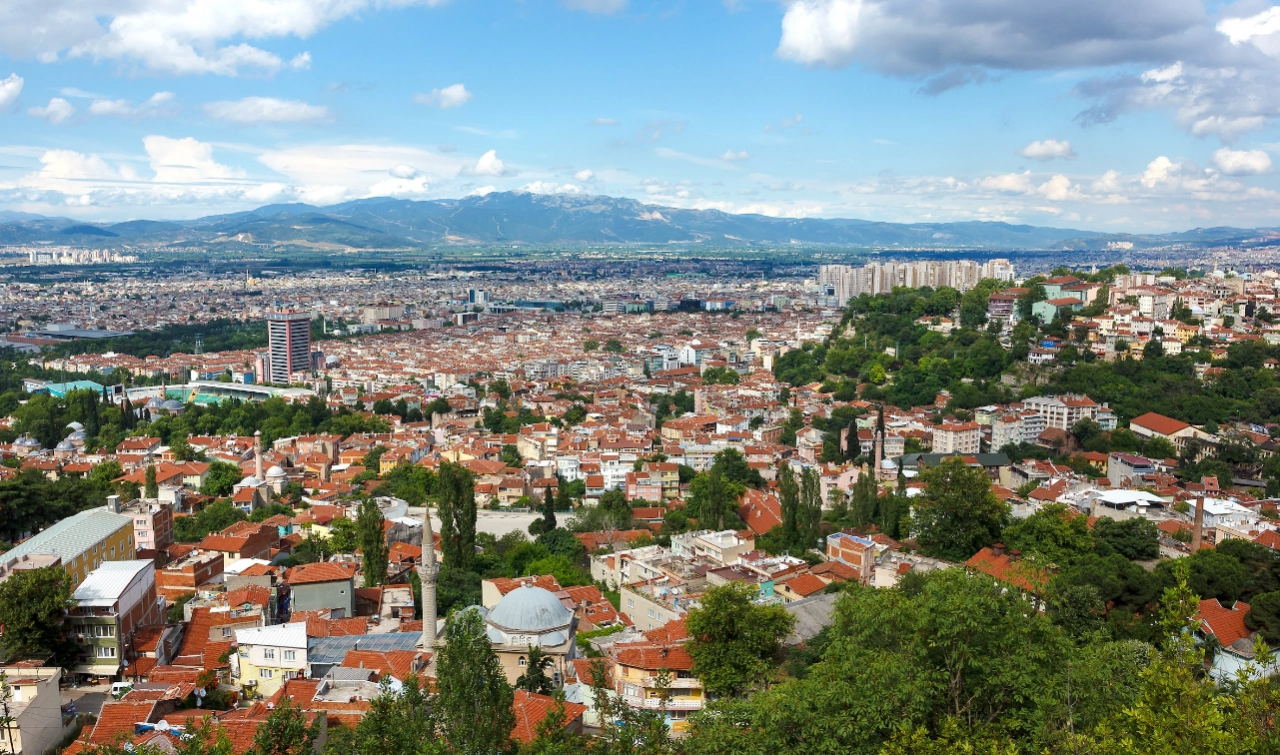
[3,1,1280,232]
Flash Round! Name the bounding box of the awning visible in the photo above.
[72,663,123,675]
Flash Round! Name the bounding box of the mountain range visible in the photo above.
[3,191,1279,252]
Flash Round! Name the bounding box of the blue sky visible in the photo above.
[3,0,1280,232]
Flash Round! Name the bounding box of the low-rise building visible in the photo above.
[1,503,135,589]
[233,622,308,698]
[0,664,68,755]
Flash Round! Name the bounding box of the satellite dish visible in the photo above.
[194,688,206,697]
[156,721,171,732]
[125,745,134,753]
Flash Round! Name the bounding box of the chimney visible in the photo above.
[1009,549,1022,563]
[991,542,1005,557]
[107,494,120,513]
[1192,497,1205,551]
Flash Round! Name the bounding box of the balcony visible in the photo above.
[619,694,703,711]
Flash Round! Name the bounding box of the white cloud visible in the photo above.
[592,117,619,126]
[764,113,803,132]
[564,0,627,14]
[1036,174,1080,201]
[28,97,74,124]
[1018,139,1076,161]
[468,185,497,196]
[464,150,510,177]
[33,150,119,180]
[656,147,742,170]
[88,91,174,118]
[574,169,594,181]
[204,97,329,124]
[0,0,449,77]
[1218,8,1280,57]
[415,83,472,109]
[0,73,22,111]
[389,164,419,179]
[258,144,467,200]
[289,52,312,71]
[521,181,582,194]
[1141,156,1177,188]
[144,135,243,183]
[721,150,751,161]
[975,170,1033,194]
[1212,147,1272,176]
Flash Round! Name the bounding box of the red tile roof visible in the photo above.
[1130,412,1191,437]
[614,642,695,671]
[511,690,588,744]
[782,572,828,598]
[285,561,356,585]
[1198,598,1252,647]
[965,547,1050,594]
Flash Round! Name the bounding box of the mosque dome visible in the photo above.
[266,465,287,480]
[14,436,40,448]
[65,422,84,431]
[238,475,262,488]
[55,440,75,452]
[161,400,184,411]
[487,585,572,633]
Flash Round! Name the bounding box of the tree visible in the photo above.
[686,581,796,698]
[345,675,438,755]
[515,644,555,695]
[436,462,477,573]
[797,467,823,553]
[529,493,557,537]
[604,338,624,353]
[521,691,588,755]
[200,460,243,497]
[778,462,799,548]
[434,607,515,754]
[1093,517,1159,561]
[144,464,159,498]
[357,498,389,587]
[913,457,1009,562]
[245,697,322,755]
[327,517,358,554]
[0,567,76,666]
[1000,503,1093,566]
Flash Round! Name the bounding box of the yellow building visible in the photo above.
[611,643,704,733]
[0,504,135,589]
[233,622,308,698]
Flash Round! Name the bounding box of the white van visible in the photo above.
[110,682,133,698]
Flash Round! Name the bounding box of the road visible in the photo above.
[61,680,108,717]
[406,507,539,538]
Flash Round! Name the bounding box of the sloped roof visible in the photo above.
[1198,598,1252,647]
[511,690,588,744]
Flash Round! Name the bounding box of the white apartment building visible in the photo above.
[932,422,981,454]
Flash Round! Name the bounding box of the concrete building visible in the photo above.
[233,622,308,698]
[932,422,981,455]
[119,498,174,554]
[0,665,68,755]
[1,505,135,589]
[284,562,355,617]
[266,311,312,385]
[484,587,579,687]
[68,560,165,679]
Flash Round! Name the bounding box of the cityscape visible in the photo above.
[4,1,1280,755]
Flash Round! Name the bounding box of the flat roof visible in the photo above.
[74,560,154,606]
[4,507,133,563]
[30,328,134,339]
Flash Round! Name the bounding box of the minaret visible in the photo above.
[254,430,264,480]
[419,508,439,647]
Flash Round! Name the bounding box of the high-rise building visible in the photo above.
[468,288,489,307]
[266,311,312,385]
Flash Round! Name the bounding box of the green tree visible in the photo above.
[604,338,624,353]
[434,607,515,754]
[1000,503,1093,566]
[200,460,243,497]
[327,517,358,554]
[357,498,389,587]
[778,462,799,547]
[515,644,556,695]
[0,566,76,666]
[144,464,159,498]
[686,582,796,698]
[913,458,1008,561]
[343,675,439,755]
[245,697,323,755]
[437,462,477,573]
[1093,517,1160,561]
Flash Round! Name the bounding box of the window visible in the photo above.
[96,646,116,658]
[627,599,634,609]
[263,648,275,660]
[138,531,148,539]
[259,669,274,679]
[647,609,655,618]
[94,625,115,638]
[518,657,526,667]
[283,650,296,661]
[222,628,232,638]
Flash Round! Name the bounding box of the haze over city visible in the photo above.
[2,0,1280,231]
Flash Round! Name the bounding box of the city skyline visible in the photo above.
[2,1,1280,232]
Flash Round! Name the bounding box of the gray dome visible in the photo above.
[266,465,287,479]
[239,475,262,487]
[67,430,87,441]
[65,422,84,431]
[15,436,40,448]
[145,397,163,408]
[487,586,572,633]
[161,400,184,411]
[55,440,75,451]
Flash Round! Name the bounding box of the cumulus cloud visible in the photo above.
[145,135,243,183]
[0,0,448,76]
[414,84,472,109]
[564,0,627,14]
[1141,156,1177,188]
[257,143,467,202]
[574,169,594,181]
[389,164,418,179]
[1019,139,1076,161]
[204,97,329,124]
[28,97,74,124]
[1212,147,1272,176]
[976,171,1033,194]
[521,181,582,194]
[721,150,750,161]
[0,73,22,111]
[464,150,510,176]
[88,91,174,118]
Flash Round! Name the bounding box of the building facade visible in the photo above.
[266,311,312,385]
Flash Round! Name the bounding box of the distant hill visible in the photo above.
[2,191,1278,251]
